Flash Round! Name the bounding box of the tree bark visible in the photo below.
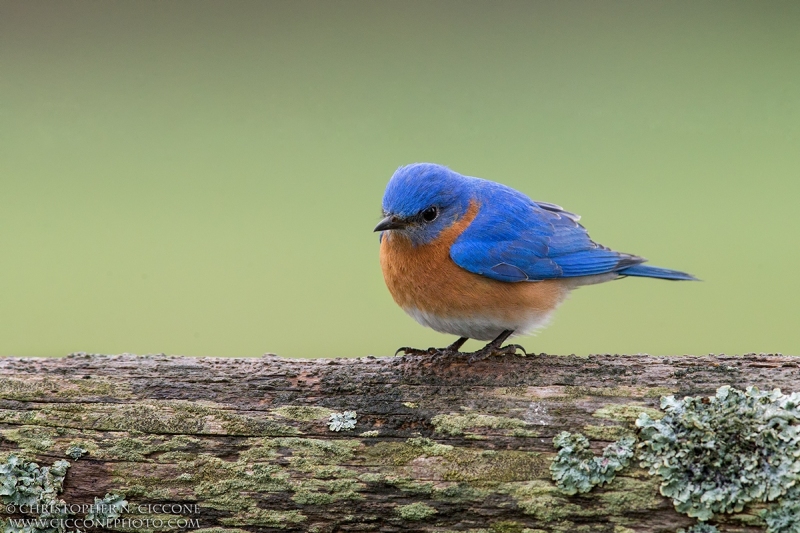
[0,352,797,533]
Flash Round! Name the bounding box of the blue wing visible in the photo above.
[450,183,646,282]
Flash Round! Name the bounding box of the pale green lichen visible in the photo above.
[383,475,434,496]
[502,475,662,526]
[432,483,489,503]
[395,502,437,521]
[0,455,70,507]
[0,454,71,533]
[730,511,766,527]
[431,413,526,436]
[594,475,663,516]
[357,472,384,484]
[29,400,298,437]
[637,386,800,521]
[100,434,202,462]
[511,429,540,438]
[489,521,526,533]
[368,437,543,487]
[188,454,292,511]
[762,486,800,533]
[363,437,445,470]
[677,524,720,533]
[1,427,60,452]
[273,405,333,421]
[159,437,363,521]
[441,450,544,485]
[550,432,635,495]
[581,424,634,442]
[272,437,361,465]
[65,444,87,460]
[593,403,663,423]
[220,508,306,528]
[561,385,676,399]
[546,386,800,530]
[406,437,454,456]
[86,493,127,522]
[499,480,578,522]
[290,470,363,506]
[0,377,120,401]
[328,411,357,432]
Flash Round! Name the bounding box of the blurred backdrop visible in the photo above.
[1,1,798,358]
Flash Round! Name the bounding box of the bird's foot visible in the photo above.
[394,346,438,357]
[394,346,467,358]
[431,347,468,359]
[395,337,469,359]
[464,329,526,363]
[394,346,468,359]
[467,343,527,363]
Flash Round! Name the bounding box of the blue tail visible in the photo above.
[618,264,698,281]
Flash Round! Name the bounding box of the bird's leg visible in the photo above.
[394,336,469,357]
[443,336,468,353]
[467,329,527,362]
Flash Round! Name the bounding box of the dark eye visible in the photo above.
[421,206,438,223]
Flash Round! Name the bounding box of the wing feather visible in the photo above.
[450,183,644,282]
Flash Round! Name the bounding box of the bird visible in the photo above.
[374,163,696,360]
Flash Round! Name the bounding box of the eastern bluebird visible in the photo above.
[374,163,696,359]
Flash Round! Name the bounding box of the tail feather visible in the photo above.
[618,264,698,281]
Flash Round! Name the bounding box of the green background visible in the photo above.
[2,1,798,358]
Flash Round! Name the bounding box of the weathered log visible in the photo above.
[0,352,798,533]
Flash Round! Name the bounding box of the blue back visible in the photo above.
[450,178,644,281]
[382,163,696,282]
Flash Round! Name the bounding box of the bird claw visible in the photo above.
[504,344,528,356]
[430,348,463,359]
[466,343,527,363]
[394,346,437,357]
[394,346,466,358]
[395,340,527,362]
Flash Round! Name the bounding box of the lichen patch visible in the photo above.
[431,412,527,436]
[638,385,800,521]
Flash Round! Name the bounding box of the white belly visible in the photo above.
[403,306,558,341]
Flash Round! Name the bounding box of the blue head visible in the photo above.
[374,163,474,246]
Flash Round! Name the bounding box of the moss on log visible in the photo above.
[0,352,798,533]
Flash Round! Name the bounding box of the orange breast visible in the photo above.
[379,200,568,324]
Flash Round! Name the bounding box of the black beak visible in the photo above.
[374,215,407,232]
